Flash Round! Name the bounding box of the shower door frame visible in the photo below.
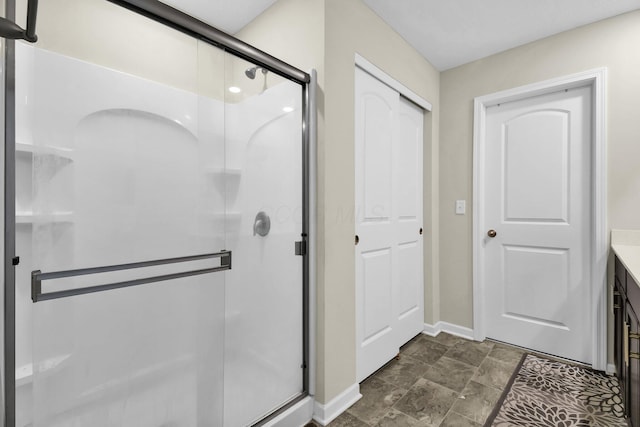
[2,0,314,426]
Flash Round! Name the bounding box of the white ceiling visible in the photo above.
[160,0,640,71]
[362,0,640,70]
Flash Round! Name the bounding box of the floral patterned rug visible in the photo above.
[484,353,627,426]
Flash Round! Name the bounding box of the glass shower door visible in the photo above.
[11,1,308,426]
[14,1,228,426]
[223,56,305,426]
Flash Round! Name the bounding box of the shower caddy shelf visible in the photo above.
[16,142,75,226]
[205,167,241,178]
[15,353,72,387]
[16,211,74,224]
[16,142,74,161]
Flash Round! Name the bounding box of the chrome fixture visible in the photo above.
[253,211,271,236]
[245,66,268,80]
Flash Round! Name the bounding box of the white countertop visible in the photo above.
[611,230,640,286]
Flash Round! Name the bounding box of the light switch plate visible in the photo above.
[455,200,466,215]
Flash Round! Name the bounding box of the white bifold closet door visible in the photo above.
[355,67,424,382]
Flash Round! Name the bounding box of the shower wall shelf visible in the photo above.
[205,167,241,178]
[16,142,75,224]
[15,353,72,387]
[16,211,75,224]
[16,142,74,161]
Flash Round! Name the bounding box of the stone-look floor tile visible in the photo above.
[422,332,465,348]
[393,378,458,426]
[376,355,430,389]
[373,408,423,427]
[328,412,369,427]
[487,342,525,367]
[402,336,449,365]
[472,357,516,390]
[444,340,494,367]
[440,411,481,427]
[423,357,477,392]
[451,380,502,424]
[347,377,407,424]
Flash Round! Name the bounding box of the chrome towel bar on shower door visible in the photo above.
[31,251,231,302]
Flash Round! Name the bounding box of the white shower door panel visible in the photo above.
[483,86,592,363]
[222,56,305,426]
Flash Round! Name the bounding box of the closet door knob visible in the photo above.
[487,229,497,238]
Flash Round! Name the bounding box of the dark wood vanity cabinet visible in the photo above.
[614,256,640,426]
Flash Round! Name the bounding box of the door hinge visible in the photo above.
[12,256,19,266]
[295,240,307,256]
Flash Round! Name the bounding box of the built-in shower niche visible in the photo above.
[198,96,242,233]
[16,143,75,223]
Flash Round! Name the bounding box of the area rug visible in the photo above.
[484,353,627,426]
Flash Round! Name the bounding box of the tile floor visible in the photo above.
[313,333,525,427]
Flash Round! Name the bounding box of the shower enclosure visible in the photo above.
[4,0,312,426]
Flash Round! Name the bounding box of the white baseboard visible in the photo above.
[422,322,439,337]
[263,396,314,427]
[312,383,361,426]
[423,321,475,341]
[606,363,616,376]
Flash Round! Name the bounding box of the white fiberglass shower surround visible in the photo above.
[2,0,314,426]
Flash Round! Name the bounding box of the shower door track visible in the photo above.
[3,0,313,426]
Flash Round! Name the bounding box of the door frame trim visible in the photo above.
[472,68,607,370]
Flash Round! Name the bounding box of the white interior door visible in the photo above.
[482,86,592,363]
[394,98,424,346]
[355,67,424,382]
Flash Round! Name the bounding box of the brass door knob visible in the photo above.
[487,229,497,238]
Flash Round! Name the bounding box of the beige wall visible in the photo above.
[439,10,640,340]
[21,0,211,94]
[238,0,440,404]
[323,0,439,401]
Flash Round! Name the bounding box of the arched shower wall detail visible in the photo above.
[3,1,315,426]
